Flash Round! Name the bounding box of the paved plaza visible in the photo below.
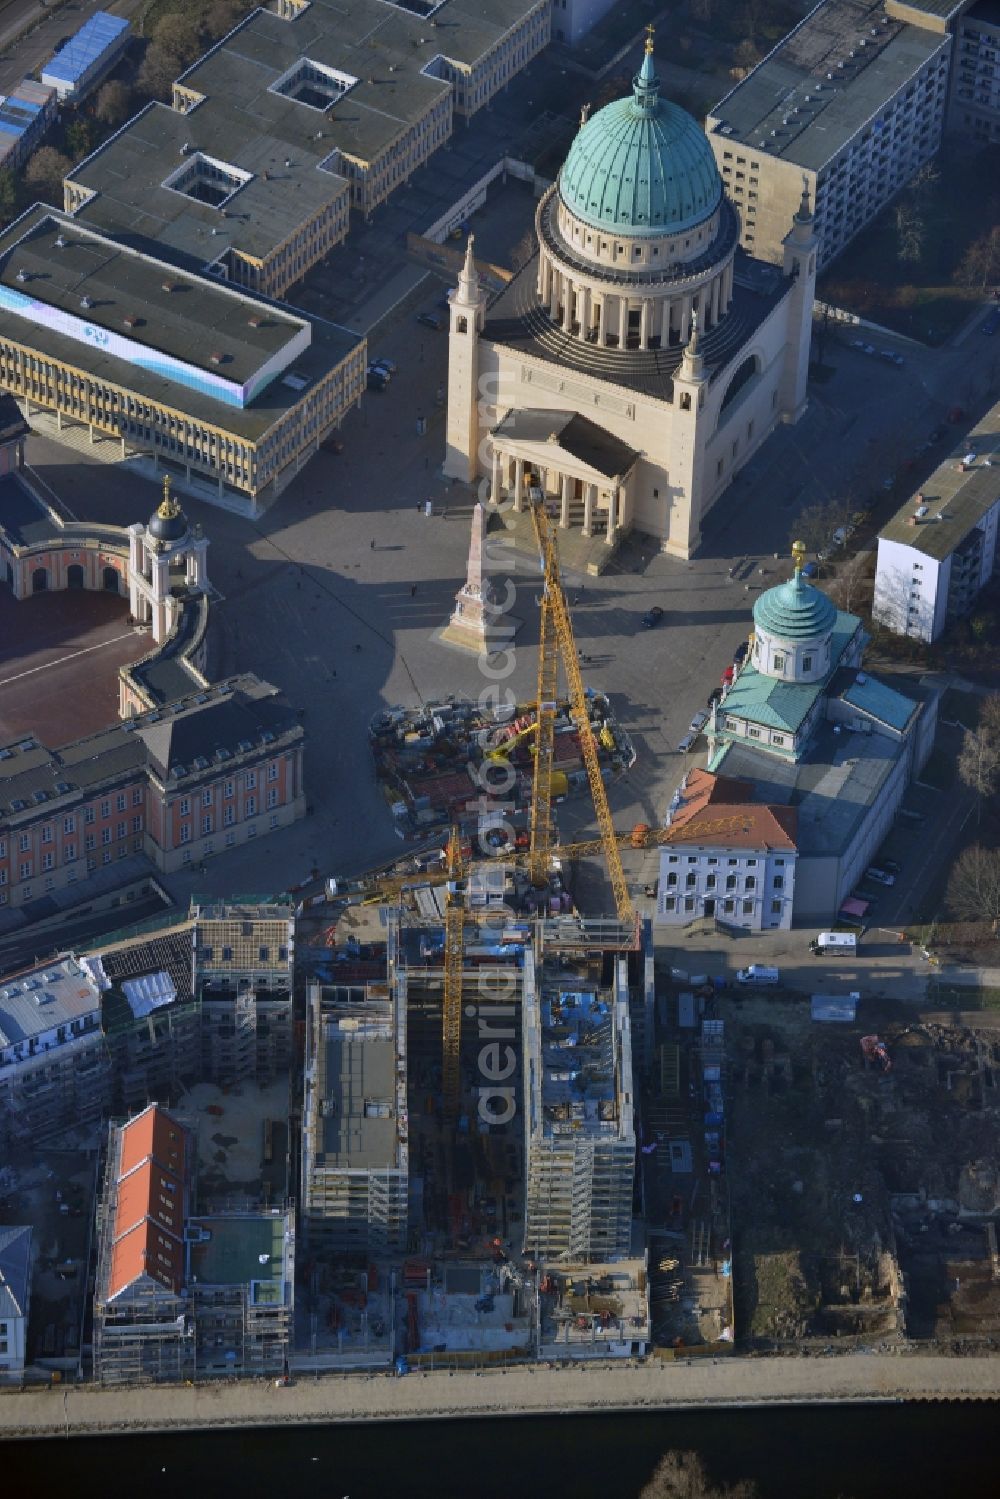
[13,243,1000,918]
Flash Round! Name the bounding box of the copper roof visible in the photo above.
[106,1103,187,1301]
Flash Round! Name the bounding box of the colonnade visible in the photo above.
[536,253,734,350]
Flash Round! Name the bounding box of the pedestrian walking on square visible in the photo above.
[411,583,417,597]
[370,538,375,550]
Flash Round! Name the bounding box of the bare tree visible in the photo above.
[947,846,1000,929]
[25,147,72,200]
[895,201,924,266]
[640,1451,759,1499]
[954,226,1000,292]
[689,0,718,24]
[95,80,133,127]
[958,697,1000,819]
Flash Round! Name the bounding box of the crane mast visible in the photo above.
[529,498,632,922]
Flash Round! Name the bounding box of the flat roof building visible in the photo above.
[873,402,1000,641]
[64,0,549,295]
[302,969,409,1256]
[706,0,952,266]
[0,207,365,516]
[0,79,57,174]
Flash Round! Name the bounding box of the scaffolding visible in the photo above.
[93,1118,194,1386]
[301,967,408,1256]
[522,938,636,1262]
[195,903,294,1084]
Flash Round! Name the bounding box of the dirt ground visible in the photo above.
[176,1078,290,1208]
[719,992,1000,1350]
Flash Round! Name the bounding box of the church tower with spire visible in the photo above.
[779,179,818,423]
[443,235,486,483]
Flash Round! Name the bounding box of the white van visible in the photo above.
[811,931,857,955]
[736,965,780,987]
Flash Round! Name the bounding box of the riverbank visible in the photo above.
[3,1354,1000,1440]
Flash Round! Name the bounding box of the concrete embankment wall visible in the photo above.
[2,1355,999,1440]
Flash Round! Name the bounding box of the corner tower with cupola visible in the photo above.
[444,26,819,559]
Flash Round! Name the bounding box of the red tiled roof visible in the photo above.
[668,768,797,851]
[106,1104,187,1302]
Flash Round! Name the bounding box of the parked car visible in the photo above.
[832,527,849,547]
[677,731,697,753]
[801,560,819,579]
[865,866,896,886]
[416,312,443,331]
[850,339,875,355]
[641,605,665,628]
[366,371,388,392]
[721,664,735,687]
[733,640,749,665]
[878,350,904,366]
[706,686,724,709]
[371,357,397,377]
[688,709,709,735]
[878,858,902,876]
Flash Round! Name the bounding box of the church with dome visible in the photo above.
[692,543,938,925]
[443,33,817,559]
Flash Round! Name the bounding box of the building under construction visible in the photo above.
[523,917,637,1262]
[194,900,294,1084]
[301,944,408,1257]
[94,1102,294,1384]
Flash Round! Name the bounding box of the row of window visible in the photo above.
[664,872,783,892]
[664,896,784,916]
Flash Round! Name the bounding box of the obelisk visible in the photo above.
[441,501,496,652]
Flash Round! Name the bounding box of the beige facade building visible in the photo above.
[445,43,817,559]
[705,0,955,269]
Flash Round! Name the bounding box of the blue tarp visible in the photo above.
[42,12,128,86]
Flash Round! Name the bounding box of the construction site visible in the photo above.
[369,690,635,845]
[707,988,1000,1349]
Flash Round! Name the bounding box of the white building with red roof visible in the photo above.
[656,768,798,932]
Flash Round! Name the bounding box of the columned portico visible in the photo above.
[487,408,638,548]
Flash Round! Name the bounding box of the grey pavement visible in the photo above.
[16,258,1000,915]
[3,1350,1000,1439]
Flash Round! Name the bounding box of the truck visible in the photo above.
[810,931,857,955]
[736,965,780,987]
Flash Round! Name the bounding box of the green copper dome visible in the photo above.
[559,44,722,238]
[753,566,837,642]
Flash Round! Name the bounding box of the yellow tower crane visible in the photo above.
[441,826,465,1116]
[528,496,632,921]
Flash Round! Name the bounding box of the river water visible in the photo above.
[4,1402,995,1497]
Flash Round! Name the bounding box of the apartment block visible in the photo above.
[950,0,1000,142]
[873,406,1000,641]
[706,0,952,267]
